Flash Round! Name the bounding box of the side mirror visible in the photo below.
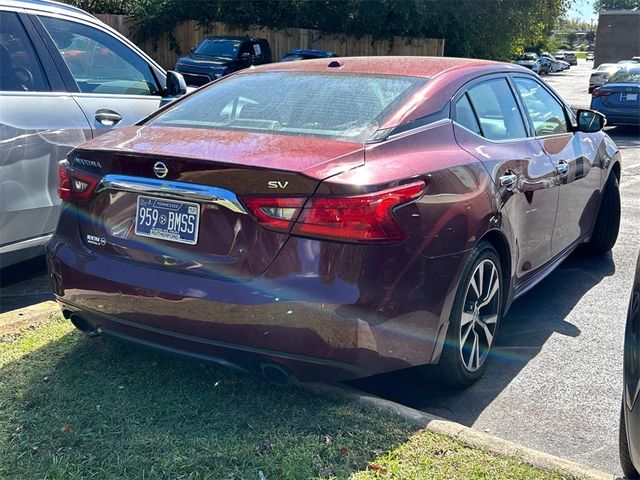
[240,52,251,60]
[190,47,195,53]
[165,70,187,97]
[576,109,606,132]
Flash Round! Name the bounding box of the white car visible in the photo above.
[514,53,541,74]
[589,63,622,92]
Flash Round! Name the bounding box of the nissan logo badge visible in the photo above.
[153,161,168,179]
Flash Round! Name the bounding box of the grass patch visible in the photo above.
[0,315,577,479]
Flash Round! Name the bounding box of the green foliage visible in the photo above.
[62,0,570,61]
[595,0,640,10]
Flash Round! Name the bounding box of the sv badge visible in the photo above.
[267,181,289,189]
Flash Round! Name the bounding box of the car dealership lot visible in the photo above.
[0,58,638,476]
[354,59,640,476]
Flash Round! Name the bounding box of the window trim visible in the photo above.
[30,12,164,96]
[510,74,574,139]
[450,73,532,144]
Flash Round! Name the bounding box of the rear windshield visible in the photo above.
[194,39,240,59]
[609,68,640,83]
[149,71,427,142]
[597,64,620,72]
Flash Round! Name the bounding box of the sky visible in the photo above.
[567,0,597,21]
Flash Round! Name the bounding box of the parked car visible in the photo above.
[619,60,640,66]
[589,63,622,92]
[48,57,621,389]
[620,251,640,480]
[541,52,568,72]
[537,57,553,75]
[281,49,337,62]
[514,52,542,74]
[555,51,577,66]
[586,52,594,61]
[0,0,187,268]
[174,36,272,87]
[591,67,640,126]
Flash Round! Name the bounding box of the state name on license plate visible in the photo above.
[135,196,200,245]
[622,93,638,101]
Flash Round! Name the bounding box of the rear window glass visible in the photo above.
[609,68,640,83]
[149,72,427,142]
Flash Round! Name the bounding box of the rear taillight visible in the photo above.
[592,89,611,96]
[241,197,305,232]
[242,181,425,244]
[57,160,101,202]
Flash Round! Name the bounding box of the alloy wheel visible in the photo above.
[459,259,500,372]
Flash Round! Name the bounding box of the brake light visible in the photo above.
[592,89,611,96]
[242,182,425,244]
[57,161,72,201]
[57,160,101,202]
[241,196,305,233]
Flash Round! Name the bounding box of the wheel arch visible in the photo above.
[611,160,621,182]
[477,228,513,313]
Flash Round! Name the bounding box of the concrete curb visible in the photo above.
[306,383,614,480]
[0,301,59,337]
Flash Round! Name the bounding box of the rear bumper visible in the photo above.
[47,207,466,381]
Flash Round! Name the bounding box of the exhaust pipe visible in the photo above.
[260,363,291,387]
[69,313,100,338]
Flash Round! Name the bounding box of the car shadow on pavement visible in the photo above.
[349,251,616,426]
[608,126,640,150]
[0,256,53,314]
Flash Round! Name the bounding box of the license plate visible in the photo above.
[622,93,638,101]
[135,196,200,245]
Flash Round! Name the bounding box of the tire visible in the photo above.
[432,241,503,389]
[620,402,640,479]
[584,173,621,254]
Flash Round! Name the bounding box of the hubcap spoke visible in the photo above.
[477,320,494,347]
[478,268,499,308]
[461,311,474,327]
[483,314,498,325]
[461,321,474,346]
[469,276,481,299]
[466,332,479,370]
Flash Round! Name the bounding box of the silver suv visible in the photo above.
[0,0,186,267]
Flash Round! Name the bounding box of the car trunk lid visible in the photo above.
[68,126,364,280]
[598,83,640,109]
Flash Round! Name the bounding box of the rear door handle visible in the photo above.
[499,171,518,190]
[95,109,122,127]
[556,160,569,176]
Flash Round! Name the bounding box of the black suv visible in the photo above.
[175,36,272,86]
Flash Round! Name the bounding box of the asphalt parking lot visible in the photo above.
[1,58,638,476]
[354,59,640,476]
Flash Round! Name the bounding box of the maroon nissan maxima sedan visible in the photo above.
[47,57,621,388]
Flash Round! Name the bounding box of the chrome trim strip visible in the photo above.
[0,233,53,254]
[96,175,247,214]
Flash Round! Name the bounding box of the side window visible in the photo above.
[514,77,568,136]
[454,93,481,135]
[38,16,159,96]
[0,12,49,92]
[239,42,253,57]
[466,78,527,141]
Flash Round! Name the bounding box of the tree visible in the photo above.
[594,0,640,10]
[585,30,596,45]
[566,32,578,46]
[61,0,570,61]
